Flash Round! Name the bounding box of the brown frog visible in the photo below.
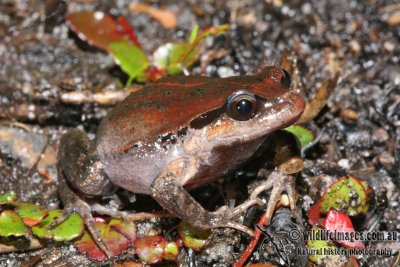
[56,66,305,257]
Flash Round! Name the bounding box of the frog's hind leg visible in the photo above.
[57,129,115,196]
[150,158,263,236]
[52,174,114,258]
[54,129,116,258]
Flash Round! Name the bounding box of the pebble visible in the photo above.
[338,158,350,169]
[373,128,389,143]
[379,151,395,169]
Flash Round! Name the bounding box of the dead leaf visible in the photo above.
[339,108,359,121]
[60,86,142,106]
[298,72,340,123]
[387,11,400,26]
[129,3,177,29]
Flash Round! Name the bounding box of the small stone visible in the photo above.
[217,66,235,78]
[338,159,350,170]
[379,152,395,169]
[373,128,389,143]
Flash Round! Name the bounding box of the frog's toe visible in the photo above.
[287,185,298,217]
[205,198,264,235]
[263,186,282,225]
[48,204,75,230]
[53,200,114,259]
[228,197,265,218]
[250,171,298,225]
[225,221,254,236]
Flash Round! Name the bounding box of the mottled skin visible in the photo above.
[56,66,305,257]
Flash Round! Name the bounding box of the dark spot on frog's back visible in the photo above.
[157,103,166,111]
[142,101,155,108]
[141,101,166,111]
[189,88,207,97]
[163,90,172,96]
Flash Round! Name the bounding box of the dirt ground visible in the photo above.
[0,0,399,266]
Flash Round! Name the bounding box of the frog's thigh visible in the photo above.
[57,129,115,196]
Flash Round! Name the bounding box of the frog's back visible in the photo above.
[97,75,216,155]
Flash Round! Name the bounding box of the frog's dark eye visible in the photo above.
[280,68,291,88]
[227,93,258,121]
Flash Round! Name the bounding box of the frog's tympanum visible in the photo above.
[56,66,305,257]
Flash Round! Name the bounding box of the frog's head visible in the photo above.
[197,66,306,144]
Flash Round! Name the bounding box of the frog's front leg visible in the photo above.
[55,129,116,257]
[151,158,263,235]
[250,130,303,226]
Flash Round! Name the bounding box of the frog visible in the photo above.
[55,66,306,257]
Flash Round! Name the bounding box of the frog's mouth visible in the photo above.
[256,91,305,138]
[256,91,305,130]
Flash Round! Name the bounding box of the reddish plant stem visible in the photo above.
[116,16,141,48]
[234,211,269,267]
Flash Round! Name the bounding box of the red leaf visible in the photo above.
[133,235,166,264]
[348,255,360,267]
[66,11,139,52]
[109,218,137,245]
[308,199,325,226]
[115,16,141,48]
[74,217,131,261]
[144,66,166,82]
[323,210,365,249]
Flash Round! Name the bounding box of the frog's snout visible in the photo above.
[283,91,306,121]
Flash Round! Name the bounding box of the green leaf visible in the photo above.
[153,24,229,76]
[320,176,370,216]
[14,203,49,227]
[179,24,228,69]
[178,221,211,251]
[284,125,314,147]
[163,241,179,261]
[189,24,199,44]
[194,24,229,43]
[0,192,17,204]
[153,42,189,75]
[32,210,84,241]
[0,210,30,237]
[109,42,149,85]
[307,226,338,264]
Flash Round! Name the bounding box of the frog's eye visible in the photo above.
[227,93,258,121]
[280,68,291,88]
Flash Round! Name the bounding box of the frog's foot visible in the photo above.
[215,197,264,235]
[250,170,298,226]
[184,197,264,236]
[49,198,114,259]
